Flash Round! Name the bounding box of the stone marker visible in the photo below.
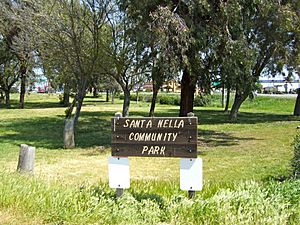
[17,144,35,173]
[64,118,75,148]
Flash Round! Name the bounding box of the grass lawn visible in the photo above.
[0,93,299,224]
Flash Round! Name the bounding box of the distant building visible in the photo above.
[29,76,51,93]
[142,82,153,92]
[142,80,181,93]
[258,74,300,93]
[161,80,181,92]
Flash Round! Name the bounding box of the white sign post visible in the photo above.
[108,112,203,198]
[108,156,130,197]
[180,158,203,198]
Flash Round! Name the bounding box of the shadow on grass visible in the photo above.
[0,104,298,151]
[0,97,106,109]
[154,108,299,125]
[0,116,64,149]
[131,191,165,206]
[0,111,113,149]
[196,109,299,125]
[198,130,259,148]
[141,108,297,148]
[122,107,299,125]
[0,99,63,109]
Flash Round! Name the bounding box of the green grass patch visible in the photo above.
[0,93,300,224]
[0,172,299,224]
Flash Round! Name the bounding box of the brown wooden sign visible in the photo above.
[111,116,198,158]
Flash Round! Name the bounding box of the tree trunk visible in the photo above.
[106,89,109,102]
[0,91,4,103]
[63,89,85,149]
[149,85,159,117]
[294,88,300,116]
[19,73,26,109]
[63,96,77,149]
[63,85,70,106]
[221,84,225,108]
[229,91,247,121]
[111,89,115,104]
[93,86,98,98]
[179,67,195,116]
[74,91,85,126]
[63,118,75,148]
[122,89,130,117]
[136,91,139,104]
[5,90,10,108]
[224,86,231,113]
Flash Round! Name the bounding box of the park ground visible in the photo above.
[0,93,300,224]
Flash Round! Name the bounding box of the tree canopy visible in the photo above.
[0,0,299,146]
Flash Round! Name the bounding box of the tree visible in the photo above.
[38,51,72,106]
[0,58,20,107]
[104,4,147,117]
[0,32,19,107]
[147,6,190,116]
[120,1,194,116]
[98,76,121,103]
[225,0,300,121]
[291,1,300,116]
[124,1,233,116]
[36,0,109,147]
[0,0,37,109]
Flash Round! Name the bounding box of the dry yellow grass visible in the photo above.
[0,209,43,225]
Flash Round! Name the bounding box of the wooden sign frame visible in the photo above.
[111,114,198,158]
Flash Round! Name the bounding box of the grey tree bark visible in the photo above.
[179,67,196,116]
[149,85,159,117]
[224,86,231,113]
[63,84,70,106]
[229,91,248,121]
[106,89,109,102]
[19,72,26,109]
[122,89,130,117]
[5,90,10,108]
[221,84,225,108]
[111,89,115,104]
[294,88,300,116]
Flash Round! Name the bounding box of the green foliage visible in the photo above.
[119,93,152,102]
[241,96,295,113]
[255,83,263,93]
[58,94,64,104]
[194,95,212,107]
[1,93,300,224]
[159,94,180,106]
[0,172,299,224]
[292,131,300,178]
[118,92,214,107]
[129,94,145,102]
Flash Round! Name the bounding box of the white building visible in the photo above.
[258,74,300,93]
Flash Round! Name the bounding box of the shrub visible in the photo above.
[194,95,212,107]
[118,92,214,107]
[159,94,180,105]
[10,86,19,93]
[119,94,124,100]
[143,94,153,103]
[119,93,152,102]
[130,93,144,102]
[58,94,64,104]
[292,131,300,178]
